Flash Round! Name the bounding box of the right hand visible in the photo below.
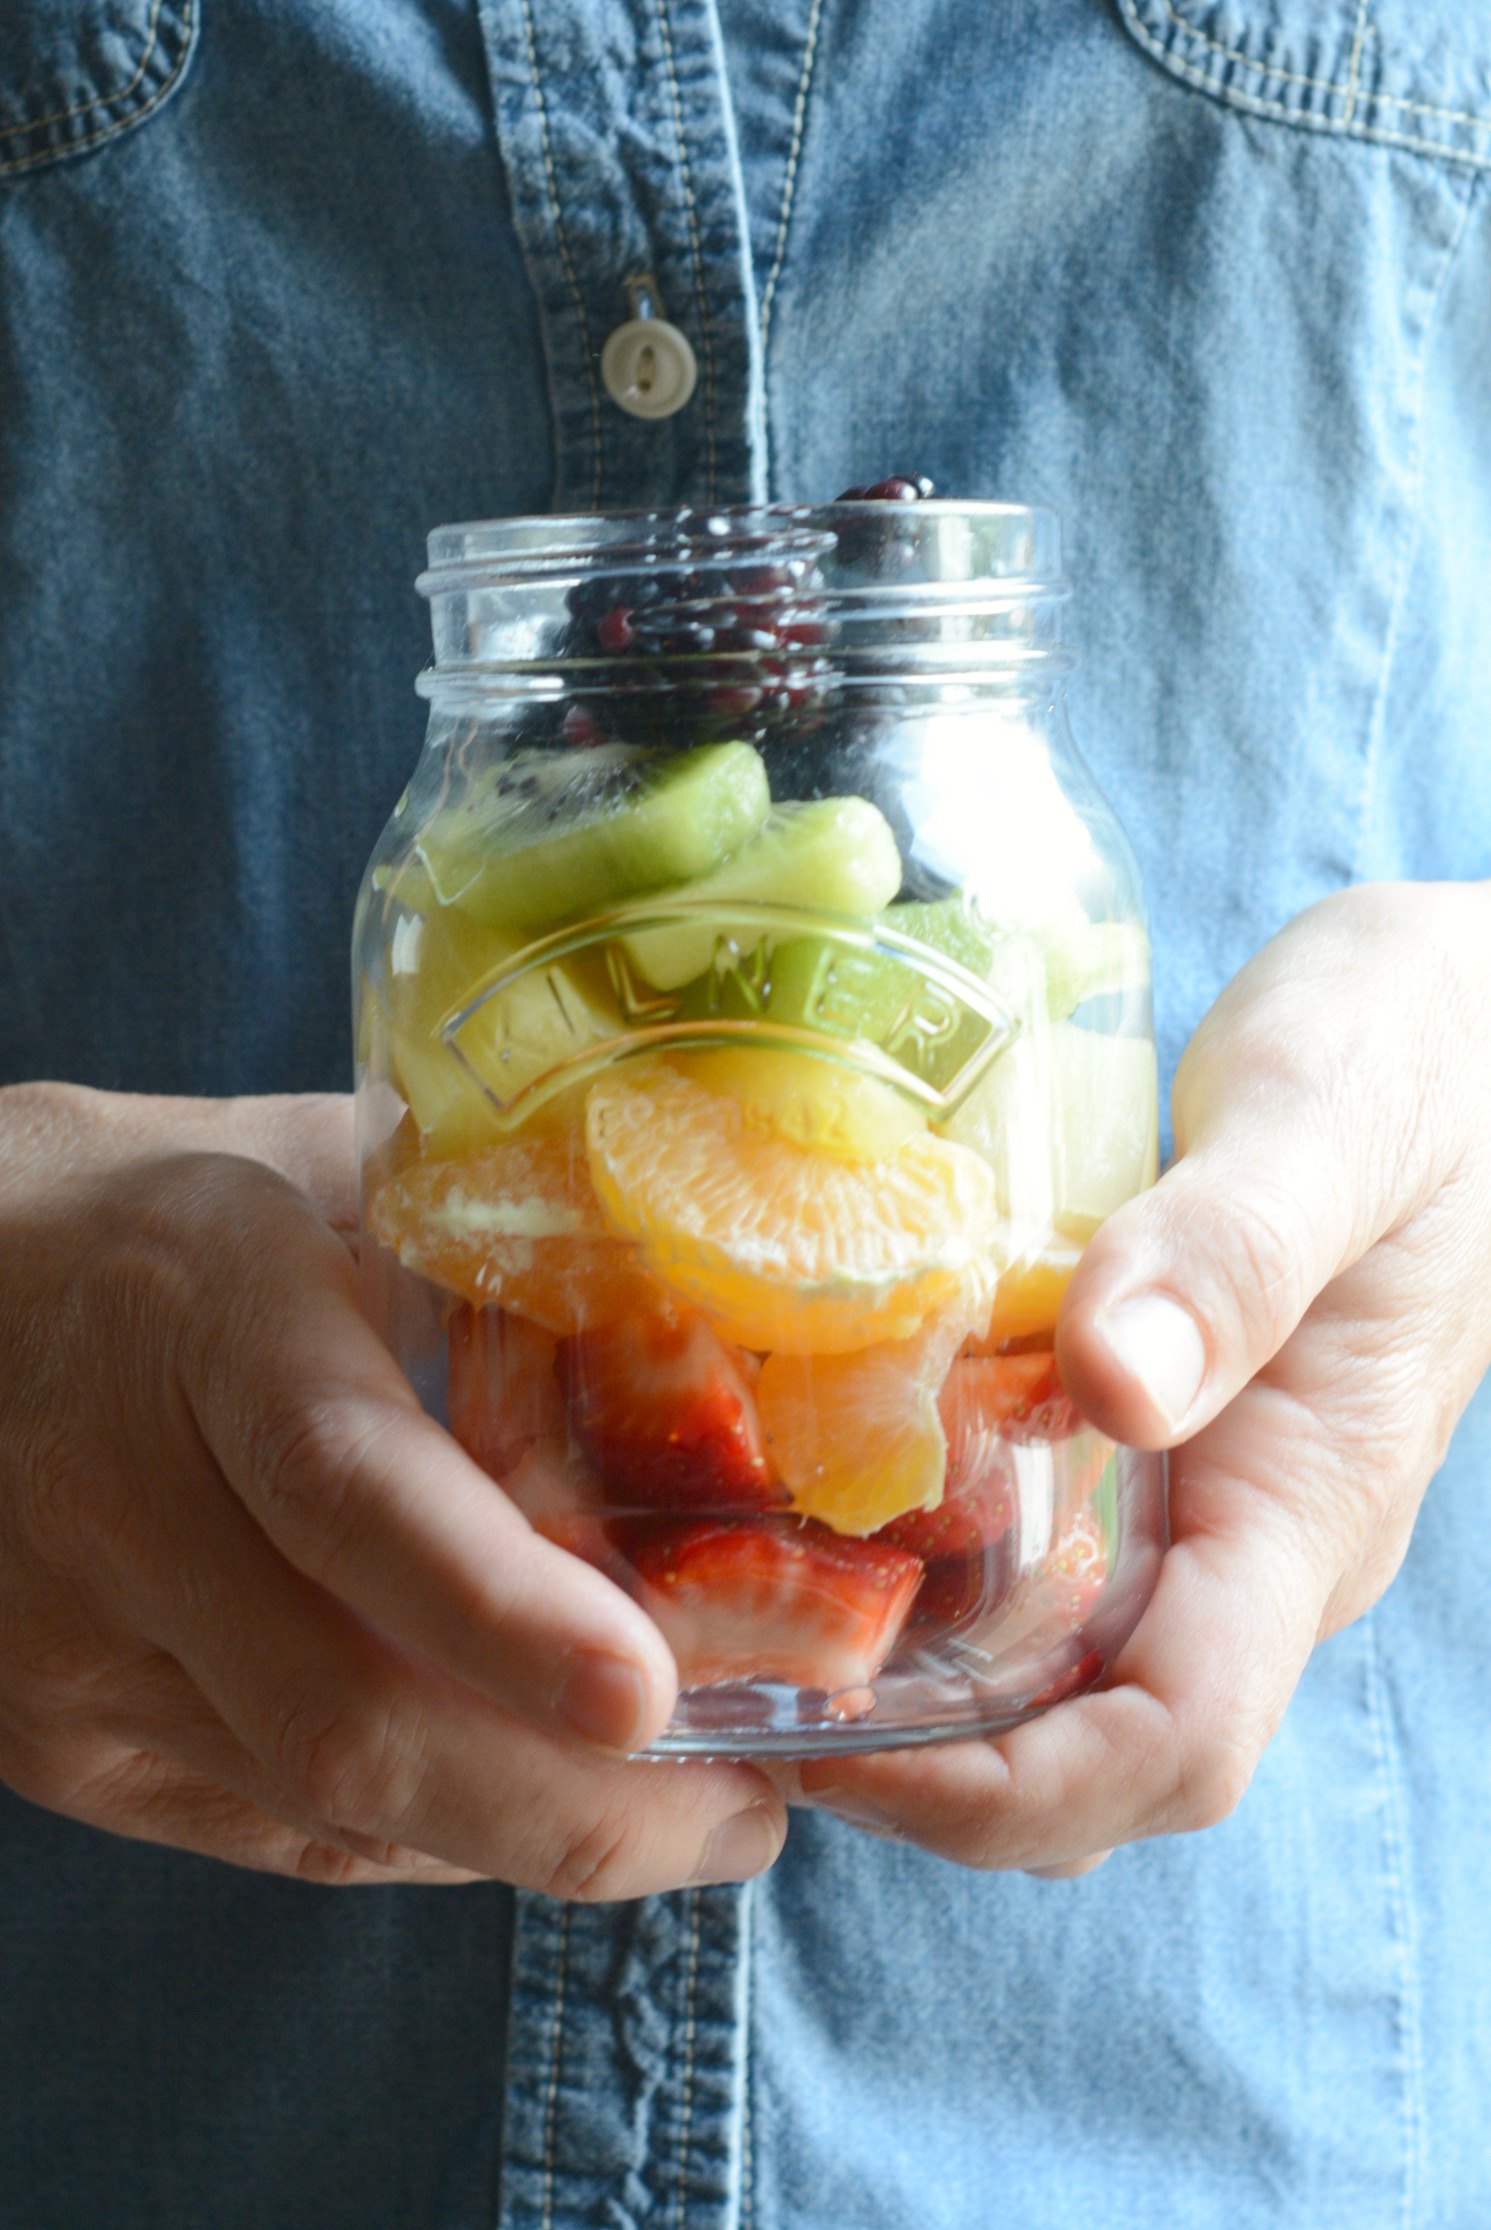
[0,1083,785,1894]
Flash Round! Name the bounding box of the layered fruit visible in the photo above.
[361,716,1156,1723]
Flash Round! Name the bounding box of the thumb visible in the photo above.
[1053,1016,1410,1451]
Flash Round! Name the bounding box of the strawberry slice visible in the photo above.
[557,1311,781,1512]
[448,1304,566,1480]
[878,1357,1026,1565]
[945,1351,1082,1445]
[911,1533,1015,1631]
[626,1518,922,1691]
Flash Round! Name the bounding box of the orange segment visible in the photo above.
[756,1298,984,1536]
[967,1229,1085,1348]
[586,1066,1001,1356]
[366,1126,665,1331]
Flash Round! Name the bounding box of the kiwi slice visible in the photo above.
[623,795,904,990]
[418,740,771,934]
[672,892,1002,1097]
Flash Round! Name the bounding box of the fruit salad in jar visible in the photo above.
[354,495,1167,1752]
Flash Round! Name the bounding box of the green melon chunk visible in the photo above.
[1026,918,1151,1021]
[939,1017,1159,1234]
[373,896,620,1153]
[623,795,904,990]
[419,740,771,934]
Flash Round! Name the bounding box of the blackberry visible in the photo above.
[835,475,935,503]
[557,483,937,751]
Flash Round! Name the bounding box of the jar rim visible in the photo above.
[419,500,1064,593]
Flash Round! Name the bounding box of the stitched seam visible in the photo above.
[1342,0,1369,129]
[1365,1611,1425,2230]
[672,1890,703,2230]
[539,1902,572,2230]
[760,0,824,353]
[654,0,718,502]
[740,1882,756,2230]
[1120,22,1491,166]
[757,0,823,492]
[1352,174,1480,880]
[0,0,191,177]
[0,0,165,137]
[1138,0,1491,132]
[518,0,603,512]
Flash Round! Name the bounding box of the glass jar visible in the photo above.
[353,501,1166,1755]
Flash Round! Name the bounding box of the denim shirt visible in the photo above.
[2,3,1491,2224]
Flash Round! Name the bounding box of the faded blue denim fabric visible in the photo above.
[2,2,1491,2225]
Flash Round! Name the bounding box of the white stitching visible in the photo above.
[1138,0,1491,136]
[672,1890,703,2230]
[1353,174,1481,879]
[1365,1612,1425,2230]
[740,1881,756,2230]
[760,0,825,354]
[740,2064,755,2230]
[539,1901,572,2230]
[1342,0,1369,130]
[518,0,604,512]
[0,0,165,138]
[1122,11,1491,166]
[653,0,719,502]
[0,0,192,178]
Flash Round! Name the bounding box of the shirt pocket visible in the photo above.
[1115,0,1491,166]
[0,0,199,179]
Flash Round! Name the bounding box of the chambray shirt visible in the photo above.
[3,3,1491,2224]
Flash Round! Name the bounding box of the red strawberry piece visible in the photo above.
[944,1352,1082,1447]
[881,1428,1016,1563]
[1024,1645,1105,1712]
[911,1531,1016,1631]
[448,1304,566,1481]
[534,1510,639,1595]
[1045,1504,1110,1620]
[625,1517,922,1691]
[558,1311,782,1513]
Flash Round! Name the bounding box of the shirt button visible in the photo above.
[601,316,698,419]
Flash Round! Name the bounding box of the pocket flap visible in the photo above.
[1116,0,1491,166]
[0,0,199,179]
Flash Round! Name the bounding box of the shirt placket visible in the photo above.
[497,1882,754,2230]
[476,0,764,510]
[472,14,762,2220]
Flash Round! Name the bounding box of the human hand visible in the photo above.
[778,881,1491,1872]
[0,1085,784,1892]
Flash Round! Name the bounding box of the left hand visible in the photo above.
[775,880,1491,1873]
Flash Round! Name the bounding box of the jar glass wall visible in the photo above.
[354,503,1166,1754]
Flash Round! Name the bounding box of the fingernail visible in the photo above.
[1095,1291,1206,1433]
[807,1790,903,1840]
[555,1648,649,1752]
[692,1801,784,1885]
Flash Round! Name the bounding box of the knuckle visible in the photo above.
[288,1837,393,1887]
[1218,1184,1314,1333]
[250,1394,379,1570]
[269,1674,426,1833]
[1176,1731,1255,1833]
[0,1728,126,1819]
[537,1811,643,1903]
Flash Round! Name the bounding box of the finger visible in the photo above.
[1055,944,1446,1452]
[116,1444,787,1897]
[785,1372,1340,1869]
[214,1093,359,1234]
[42,1744,483,1884]
[0,1630,482,1882]
[1022,1851,1112,1881]
[166,1157,679,1753]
